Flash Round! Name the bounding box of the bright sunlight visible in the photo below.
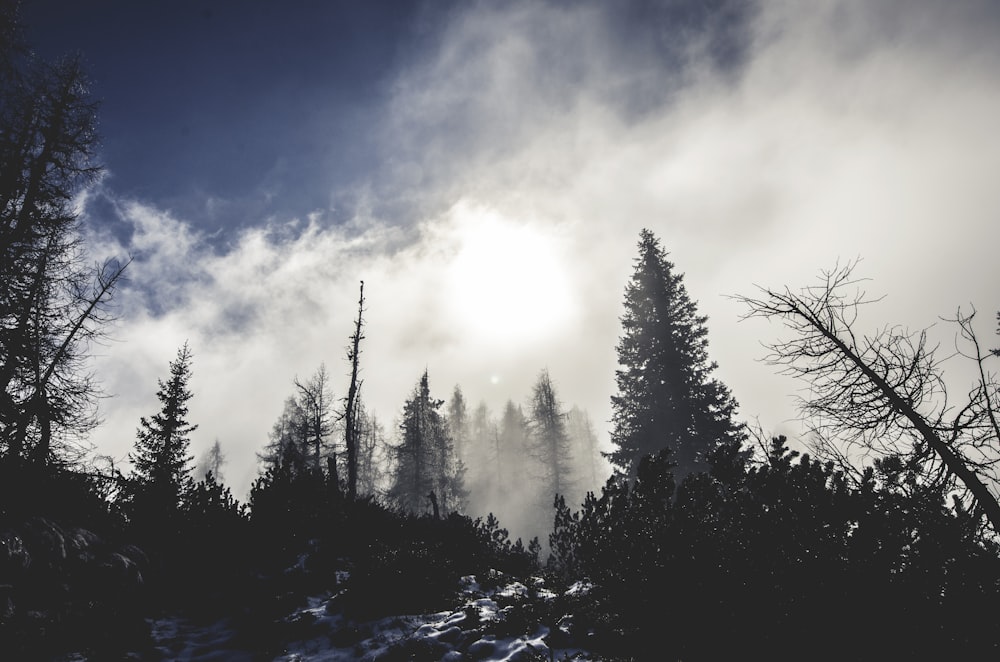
[445,201,576,347]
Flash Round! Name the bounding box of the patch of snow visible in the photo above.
[147,570,600,661]
[566,580,594,596]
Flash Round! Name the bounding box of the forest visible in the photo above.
[4,3,1000,660]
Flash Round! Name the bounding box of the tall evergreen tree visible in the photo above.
[607,229,743,481]
[389,370,465,515]
[124,342,197,519]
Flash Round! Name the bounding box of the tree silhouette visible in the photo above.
[342,280,365,499]
[389,370,465,515]
[527,368,573,501]
[607,229,743,482]
[0,16,128,464]
[294,363,335,477]
[739,260,1000,535]
[123,343,197,523]
[258,394,309,476]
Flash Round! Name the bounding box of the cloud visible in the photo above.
[83,0,1000,502]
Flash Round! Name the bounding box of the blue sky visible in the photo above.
[19,0,1000,500]
[25,0,443,234]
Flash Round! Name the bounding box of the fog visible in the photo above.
[70,0,1000,536]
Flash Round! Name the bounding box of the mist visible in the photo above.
[69,0,1000,534]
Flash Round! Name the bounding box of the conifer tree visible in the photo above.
[389,370,465,515]
[608,229,743,481]
[124,343,197,519]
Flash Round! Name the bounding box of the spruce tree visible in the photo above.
[125,342,197,520]
[389,370,466,515]
[607,229,743,481]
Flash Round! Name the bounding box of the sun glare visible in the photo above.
[446,203,576,347]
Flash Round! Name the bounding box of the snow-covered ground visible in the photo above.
[148,573,597,661]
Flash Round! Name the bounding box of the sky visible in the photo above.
[21,0,1000,501]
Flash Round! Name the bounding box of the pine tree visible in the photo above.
[125,343,197,519]
[607,229,743,482]
[389,370,465,515]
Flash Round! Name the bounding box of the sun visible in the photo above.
[445,202,576,346]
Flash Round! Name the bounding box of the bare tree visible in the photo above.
[737,260,1000,534]
[342,280,365,499]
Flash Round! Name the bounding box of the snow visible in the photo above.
[146,573,596,661]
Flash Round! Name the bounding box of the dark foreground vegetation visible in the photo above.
[3,431,1000,660]
[4,3,1000,659]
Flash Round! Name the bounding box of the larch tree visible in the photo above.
[294,364,335,477]
[389,370,465,516]
[527,369,573,501]
[0,13,128,465]
[124,343,197,519]
[607,229,743,482]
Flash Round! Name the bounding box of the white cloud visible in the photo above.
[84,0,1000,502]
